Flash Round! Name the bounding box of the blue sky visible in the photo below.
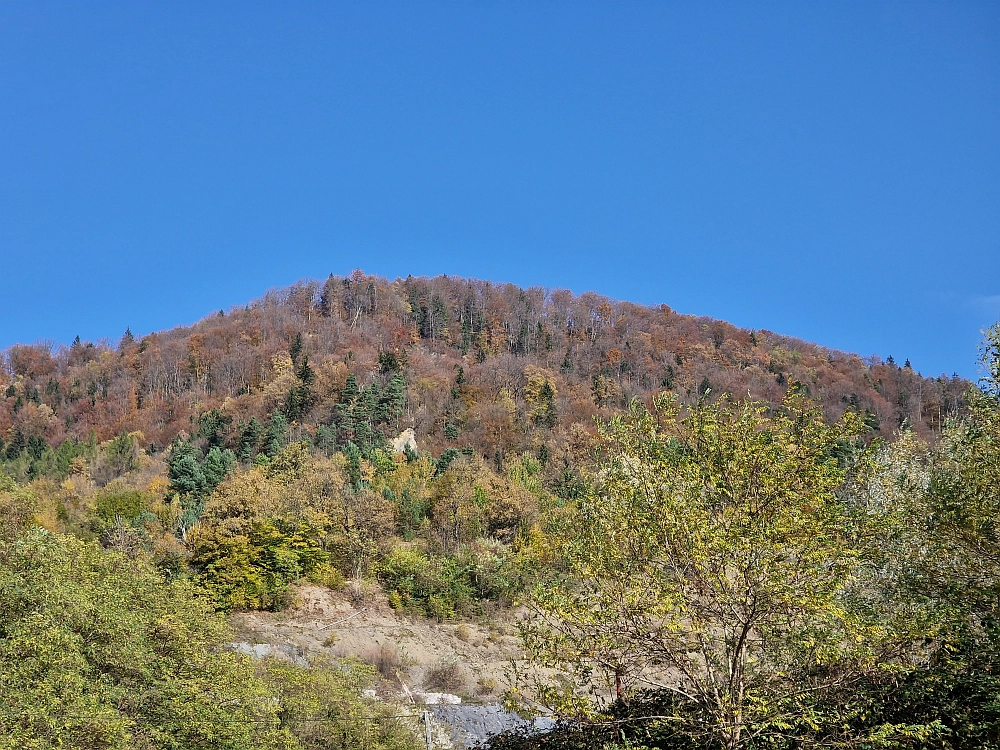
[1,2,997,378]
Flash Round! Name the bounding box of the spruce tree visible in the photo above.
[289,332,303,366]
[284,356,316,422]
[166,441,205,498]
[314,424,338,456]
[378,374,406,426]
[198,409,231,448]
[340,374,359,405]
[5,428,26,460]
[343,441,362,490]
[202,446,236,492]
[236,418,263,463]
[262,414,288,457]
[355,382,379,430]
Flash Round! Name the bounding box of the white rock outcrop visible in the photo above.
[391,428,418,454]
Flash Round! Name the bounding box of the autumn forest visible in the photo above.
[1,272,996,750]
[0,271,967,474]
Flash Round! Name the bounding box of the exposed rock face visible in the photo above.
[391,428,418,454]
[415,692,461,705]
[429,704,555,749]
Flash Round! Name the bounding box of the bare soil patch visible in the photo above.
[231,583,527,701]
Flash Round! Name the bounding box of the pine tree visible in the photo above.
[378,351,401,374]
[297,355,315,394]
[262,414,288,458]
[236,418,263,463]
[436,447,461,474]
[202,446,236,492]
[167,440,206,500]
[289,332,303,366]
[378,374,406,427]
[340,374,359,405]
[26,434,47,462]
[537,381,557,428]
[314,424,338,456]
[198,409,231,448]
[343,441,363,490]
[5,428,26,460]
[355,382,380,430]
[699,376,713,396]
[284,357,316,421]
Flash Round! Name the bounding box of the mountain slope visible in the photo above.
[0,271,968,474]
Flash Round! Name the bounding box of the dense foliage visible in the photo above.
[497,325,1000,749]
[0,275,992,748]
[0,494,422,750]
[0,272,966,485]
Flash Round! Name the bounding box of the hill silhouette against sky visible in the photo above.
[0,272,969,468]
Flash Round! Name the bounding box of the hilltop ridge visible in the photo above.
[0,270,967,476]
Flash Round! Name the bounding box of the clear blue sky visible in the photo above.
[1,2,997,378]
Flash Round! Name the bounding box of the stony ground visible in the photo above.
[231,583,529,703]
[231,584,550,747]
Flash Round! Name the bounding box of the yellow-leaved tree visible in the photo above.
[516,389,936,750]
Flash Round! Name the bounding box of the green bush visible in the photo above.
[307,561,345,589]
[261,657,422,750]
[0,528,290,749]
[377,546,474,620]
[190,518,332,611]
[94,489,146,522]
[455,538,520,601]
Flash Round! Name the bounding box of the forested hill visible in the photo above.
[0,271,967,476]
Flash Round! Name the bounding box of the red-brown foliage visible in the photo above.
[1,272,968,457]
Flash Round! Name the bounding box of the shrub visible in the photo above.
[425,658,467,693]
[261,656,423,750]
[377,546,473,620]
[360,642,403,680]
[307,562,345,589]
[477,675,498,695]
[94,489,146,522]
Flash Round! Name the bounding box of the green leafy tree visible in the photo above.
[517,392,930,750]
[0,528,293,750]
[820,322,1000,747]
[190,520,307,611]
[261,657,422,750]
